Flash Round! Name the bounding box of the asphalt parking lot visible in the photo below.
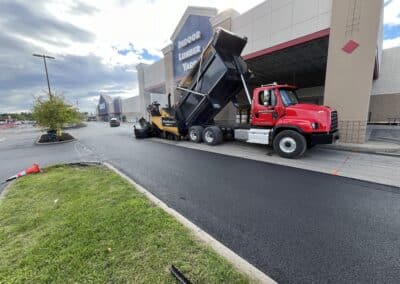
[1,122,399,283]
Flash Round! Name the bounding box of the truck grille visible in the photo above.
[330,111,338,131]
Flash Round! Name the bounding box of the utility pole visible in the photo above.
[33,53,55,97]
[75,97,79,108]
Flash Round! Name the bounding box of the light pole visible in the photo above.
[33,53,55,97]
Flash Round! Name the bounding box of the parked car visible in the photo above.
[86,116,97,121]
[109,118,120,127]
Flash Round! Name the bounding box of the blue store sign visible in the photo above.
[173,15,213,79]
[98,95,108,116]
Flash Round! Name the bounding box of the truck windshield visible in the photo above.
[280,89,299,106]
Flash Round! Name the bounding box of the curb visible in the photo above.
[0,180,15,201]
[320,145,400,157]
[369,137,400,145]
[103,162,276,284]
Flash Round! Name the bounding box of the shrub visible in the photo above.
[32,94,81,136]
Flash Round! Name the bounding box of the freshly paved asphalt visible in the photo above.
[1,123,399,283]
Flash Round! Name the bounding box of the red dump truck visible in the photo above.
[134,28,339,158]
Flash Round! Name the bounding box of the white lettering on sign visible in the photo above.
[182,60,197,72]
[178,31,201,49]
[178,45,201,61]
[99,103,106,110]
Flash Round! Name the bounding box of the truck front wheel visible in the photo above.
[202,126,223,146]
[189,126,204,143]
[273,130,307,158]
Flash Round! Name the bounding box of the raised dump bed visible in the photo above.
[174,28,250,135]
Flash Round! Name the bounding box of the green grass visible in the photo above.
[0,165,249,283]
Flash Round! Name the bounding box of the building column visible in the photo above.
[210,9,240,124]
[323,0,383,143]
[136,63,150,118]
[162,44,176,105]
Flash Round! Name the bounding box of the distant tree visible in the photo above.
[20,112,34,121]
[32,94,81,137]
[0,112,33,121]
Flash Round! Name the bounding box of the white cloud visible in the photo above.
[383,37,400,49]
[384,0,400,25]
[383,0,400,49]
[38,0,265,67]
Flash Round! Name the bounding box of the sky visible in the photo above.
[0,0,399,113]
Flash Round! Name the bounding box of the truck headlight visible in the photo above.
[311,122,319,129]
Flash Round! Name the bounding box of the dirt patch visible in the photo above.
[37,132,75,143]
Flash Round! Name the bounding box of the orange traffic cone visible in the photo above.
[2,164,41,184]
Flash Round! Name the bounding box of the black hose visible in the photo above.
[170,265,192,284]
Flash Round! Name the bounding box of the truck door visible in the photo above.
[252,89,277,126]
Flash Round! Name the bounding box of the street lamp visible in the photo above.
[33,53,55,97]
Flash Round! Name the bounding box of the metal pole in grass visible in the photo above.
[170,265,192,284]
[33,53,55,98]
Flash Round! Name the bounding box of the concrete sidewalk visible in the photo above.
[151,138,400,187]
[322,140,400,156]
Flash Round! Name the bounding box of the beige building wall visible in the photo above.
[210,9,238,31]
[370,46,400,122]
[162,44,176,105]
[142,59,165,90]
[372,47,400,95]
[121,96,141,121]
[136,63,150,118]
[231,0,332,56]
[137,59,167,118]
[369,94,400,123]
[324,0,383,143]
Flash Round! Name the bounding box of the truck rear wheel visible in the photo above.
[273,130,306,158]
[189,126,204,143]
[202,126,223,146]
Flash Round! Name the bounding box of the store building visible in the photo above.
[97,94,142,122]
[370,46,400,123]
[136,0,400,143]
[97,94,115,121]
[120,95,142,122]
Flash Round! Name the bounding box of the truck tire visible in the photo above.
[189,126,204,143]
[273,130,307,158]
[134,119,153,139]
[134,128,149,139]
[202,126,223,146]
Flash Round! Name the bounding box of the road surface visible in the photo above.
[0,123,399,283]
